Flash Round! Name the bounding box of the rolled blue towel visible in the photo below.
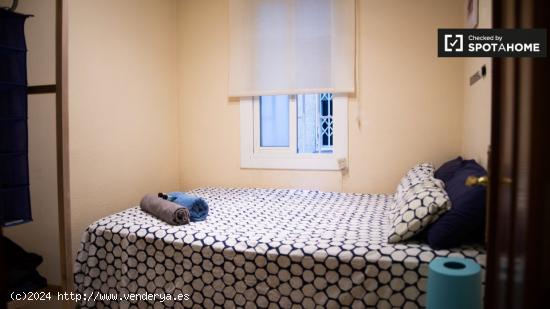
[165,192,209,222]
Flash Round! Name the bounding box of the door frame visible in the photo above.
[56,0,73,295]
[485,0,550,307]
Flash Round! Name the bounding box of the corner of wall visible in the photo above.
[461,0,493,168]
[173,0,183,191]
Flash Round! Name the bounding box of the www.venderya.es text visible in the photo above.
[11,291,190,303]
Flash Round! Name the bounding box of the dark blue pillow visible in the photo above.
[434,156,463,184]
[426,160,487,249]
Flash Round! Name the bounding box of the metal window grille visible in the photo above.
[318,93,333,152]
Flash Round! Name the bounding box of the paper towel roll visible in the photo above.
[427,257,482,309]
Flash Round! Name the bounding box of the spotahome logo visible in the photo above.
[438,29,546,57]
[444,34,463,52]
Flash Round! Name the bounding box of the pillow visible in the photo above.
[425,160,487,249]
[388,177,451,243]
[395,163,435,201]
[434,156,463,184]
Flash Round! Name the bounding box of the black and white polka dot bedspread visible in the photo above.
[74,187,486,309]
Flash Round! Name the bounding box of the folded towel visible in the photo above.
[163,192,209,222]
[140,194,190,225]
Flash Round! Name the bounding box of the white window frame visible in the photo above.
[240,95,348,171]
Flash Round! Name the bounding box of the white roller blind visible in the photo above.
[229,0,355,97]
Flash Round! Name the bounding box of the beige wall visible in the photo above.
[177,0,465,194]
[462,0,493,168]
[67,0,180,257]
[2,0,61,286]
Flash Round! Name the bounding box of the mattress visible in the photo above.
[74,187,486,309]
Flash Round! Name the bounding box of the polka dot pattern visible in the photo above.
[387,179,451,243]
[74,187,485,308]
[395,164,435,202]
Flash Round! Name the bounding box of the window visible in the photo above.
[297,93,334,154]
[240,94,348,170]
[260,95,290,148]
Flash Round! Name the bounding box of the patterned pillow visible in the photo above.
[394,163,435,201]
[388,178,451,243]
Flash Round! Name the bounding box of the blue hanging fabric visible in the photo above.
[0,9,32,226]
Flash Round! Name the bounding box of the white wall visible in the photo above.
[176,0,465,194]
[462,0,493,168]
[67,0,181,258]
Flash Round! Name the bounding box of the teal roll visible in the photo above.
[427,257,482,309]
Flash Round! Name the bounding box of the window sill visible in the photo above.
[241,153,345,171]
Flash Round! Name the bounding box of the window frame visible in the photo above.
[240,94,348,171]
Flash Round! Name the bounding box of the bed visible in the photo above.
[74,187,485,308]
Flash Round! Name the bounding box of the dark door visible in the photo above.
[485,0,550,308]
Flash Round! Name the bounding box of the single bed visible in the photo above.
[74,187,485,309]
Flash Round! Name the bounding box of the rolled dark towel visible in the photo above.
[140,194,190,225]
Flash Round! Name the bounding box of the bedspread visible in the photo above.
[75,187,485,308]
